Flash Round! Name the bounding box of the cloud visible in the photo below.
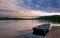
[0,0,60,18]
[16,0,60,12]
[0,0,36,18]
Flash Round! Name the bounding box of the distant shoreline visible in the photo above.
[37,15,60,23]
[0,15,60,23]
[0,17,36,20]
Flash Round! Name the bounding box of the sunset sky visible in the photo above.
[0,0,60,18]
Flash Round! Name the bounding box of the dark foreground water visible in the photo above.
[0,20,60,38]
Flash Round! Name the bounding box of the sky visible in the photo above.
[0,0,60,18]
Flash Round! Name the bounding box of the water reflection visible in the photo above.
[0,20,60,38]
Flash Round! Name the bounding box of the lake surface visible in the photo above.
[0,20,60,38]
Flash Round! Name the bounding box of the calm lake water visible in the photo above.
[0,20,60,38]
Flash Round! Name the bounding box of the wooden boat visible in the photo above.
[33,24,52,36]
